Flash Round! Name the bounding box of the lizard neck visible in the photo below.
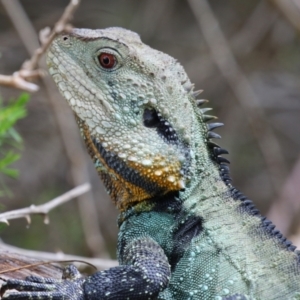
[180,158,230,209]
[178,107,232,209]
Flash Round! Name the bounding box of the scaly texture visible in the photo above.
[2,27,300,300]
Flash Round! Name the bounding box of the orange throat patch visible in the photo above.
[78,117,185,211]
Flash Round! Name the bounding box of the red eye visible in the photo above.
[98,53,117,69]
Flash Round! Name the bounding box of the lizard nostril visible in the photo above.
[62,36,69,41]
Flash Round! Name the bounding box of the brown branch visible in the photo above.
[21,0,80,71]
[2,0,108,257]
[0,183,90,225]
[0,242,118,270]
[269,0,300,32]
[267,156,300,235]
[1,0,39,55]
[0,260,97,275]
[0,0,80,92]
[231,1,278,55]
[187,0,288,194]
[0,71,41,92]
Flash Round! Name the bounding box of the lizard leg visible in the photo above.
[83,237,171,299]
[1,238,170,300]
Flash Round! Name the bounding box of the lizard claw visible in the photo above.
[1,265,85,300]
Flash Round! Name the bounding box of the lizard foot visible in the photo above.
[1,265,85,300]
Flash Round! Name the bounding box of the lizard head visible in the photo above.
[47,27,221,210]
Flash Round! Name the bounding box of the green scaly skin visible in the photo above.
[2,27,300,300]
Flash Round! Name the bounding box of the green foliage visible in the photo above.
[0,94,29,196]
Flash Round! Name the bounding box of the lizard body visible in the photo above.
[2,27,300,300]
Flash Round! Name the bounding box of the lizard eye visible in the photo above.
[98,53,117,69]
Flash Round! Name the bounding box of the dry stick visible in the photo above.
[0,183,117,272]
[216,2,278,142]
[0,0,79,92]
[41,76,109,258]
[159,1,277,87]
[187,0,288,195]
[2,0,79,71]
[2,0,40,55]
[0,183,90,224]
[267,157,300,236]
[0,0,40,92]
[3,0,109,258]
[185,1,277,89]
[265,0,300,237]
[231,1,278,55]
[236,0,300,236]
[269,0,300,32]
[0,72,40,92]
[0,260,97,275]
[0,242,118,270]
[129,0,172,38]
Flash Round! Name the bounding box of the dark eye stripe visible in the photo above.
[143,108,160,128]
[143,108,178,143]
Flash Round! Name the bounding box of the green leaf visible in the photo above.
[0,151,20,167]
[0,93,30,195]
[0,152,20,178]
[2,168,19,178]
[0,93,29,138]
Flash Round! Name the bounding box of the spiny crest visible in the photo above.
[230,185,299,255]
[185,84,230,178]
[188,85,299,256]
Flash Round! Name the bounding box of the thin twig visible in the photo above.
[0,183,90,225]
[231,1,278,55]
[1,0,39,55]
[0,242,117,270]
[21,0,80,71]
[3,0,108,257]
[267,156,300,235]
[269,0,300,32]
[0,260,97,274]
[0,72,40,92]
[4,0,109,257]
[0,0,80,92]
[187,0,288,194]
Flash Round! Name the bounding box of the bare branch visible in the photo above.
[269,0,300,32]
[0,242,118,270]
[267,156,300,235]
[21,0,80,72]
[187,0,288,194]
[0,0,80,92]
[3,0,109,257]
[0,72,40,92]
[0,183,90,225]
[231,1,278,55]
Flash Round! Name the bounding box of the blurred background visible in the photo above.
[0,0,300,260]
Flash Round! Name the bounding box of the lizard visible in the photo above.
[1,27,300,300]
